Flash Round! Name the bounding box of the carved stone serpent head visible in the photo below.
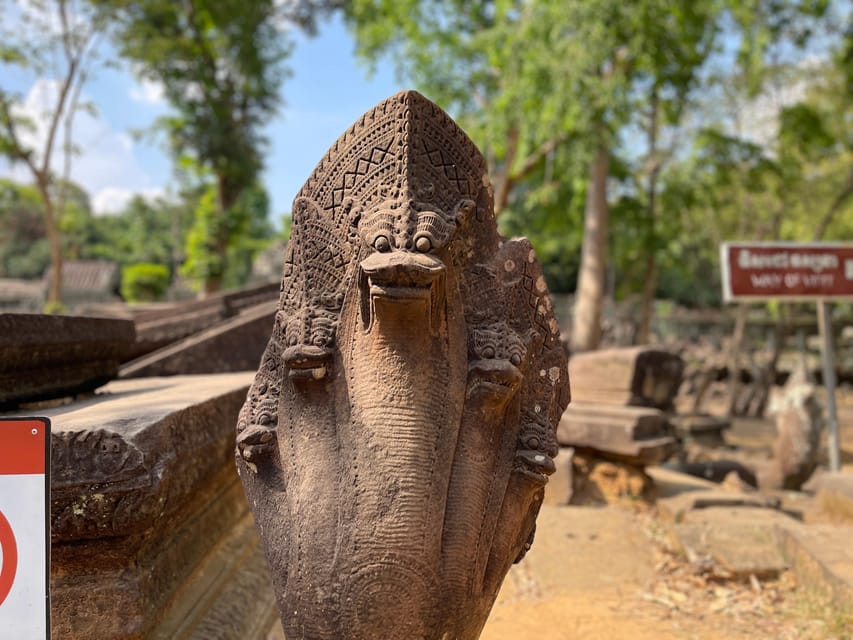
[236,91,569,639]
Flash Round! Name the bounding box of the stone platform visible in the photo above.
[653,468,853,610]
[6,373,277,640]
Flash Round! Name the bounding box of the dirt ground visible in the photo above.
[480,388,853,640]
[481,504,849,640]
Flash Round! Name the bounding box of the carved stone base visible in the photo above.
[22,373,276,640]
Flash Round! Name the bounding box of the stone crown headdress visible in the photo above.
[295,90,490,227]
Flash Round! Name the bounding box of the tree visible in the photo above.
[345,0,722,350]
[181,180,274,289]
[121,262,170,302]
[0,179,50,279]
[91,0,336,295]
[103,192,193,270]
[0,0,101,308]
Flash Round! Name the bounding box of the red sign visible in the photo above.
[0,510,17,607]
[0,418,50,639]
[721,242,853,301]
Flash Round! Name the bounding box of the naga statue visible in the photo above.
[236,90,570,640]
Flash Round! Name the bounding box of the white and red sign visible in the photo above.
[721,242,853,301]
[0,418,50,640]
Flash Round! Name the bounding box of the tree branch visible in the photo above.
[492,125,519,216]
[512,132,570,183]
[40,0,96,177]
[813,164,853,241]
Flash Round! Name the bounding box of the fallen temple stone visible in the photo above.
[120,300,276,378]
[28,373,278,640]
[557,403,678,466]
[568,346,685,411]
[236,90,570,640]
[0,313,135,408]
[124,281,279,362]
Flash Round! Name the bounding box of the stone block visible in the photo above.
[0,313,134,408]
[556,403,677,465]
[778,523,853,609]
[128,282,279,360]
[658,489,783,522]
[673,507,793,579]
[121,302,275,378]
[568,346,685,410]
[543,447,574,506]
[670,413,731,447]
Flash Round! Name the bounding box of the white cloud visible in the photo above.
[739,80,810,148]
[736,55,825,149]
[129,78,165,105]
[2,78,165,215]
[92,186,165,215]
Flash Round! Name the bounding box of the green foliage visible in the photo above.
[107,193,193,267]
[0,179,49,278]
[42,300,67,314]
[499,155,586,292]
[778,103,834,159]
[222,182,275,288]
[179,185,223,288]
[121,262,170,302]
[279,213,293,242]
[181,181,274,289]
[640,38,853,307]
[0,0,104,304]
[90,0,307,292]
[0,173,273,293]
[92,0,287,206]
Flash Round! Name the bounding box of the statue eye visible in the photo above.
[374,235,391,252]
[482,345,495,359]
[414,235,432,253]
[510,353,521,366]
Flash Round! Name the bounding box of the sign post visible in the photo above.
[0,418,50,640]
[721,242,853,473]
[818,301,841,473]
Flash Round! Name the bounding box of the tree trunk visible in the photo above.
[37,177,63,310]
[635,90,661,346]
[636,253,657,344]
[492,126,519,216]
[201,174,242,297]
[570,143,610,353]
[202,258,224,297]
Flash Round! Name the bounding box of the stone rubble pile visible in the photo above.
[556,346,684,503]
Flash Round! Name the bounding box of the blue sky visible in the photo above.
[263,15,403,219]
[0,12,403,218]
[3,3,845,220]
